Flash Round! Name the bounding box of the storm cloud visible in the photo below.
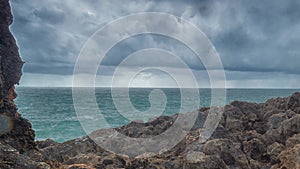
[9,0,300,88]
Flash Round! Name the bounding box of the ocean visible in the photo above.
[15,87,299,142]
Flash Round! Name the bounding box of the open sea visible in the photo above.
[15,87,299,142]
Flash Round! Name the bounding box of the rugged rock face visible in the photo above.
[0,0,23,99]
[0,0,37,168]
[1,0,300,168]
[32,93,300,169]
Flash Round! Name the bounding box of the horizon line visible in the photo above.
[15,86,300,90]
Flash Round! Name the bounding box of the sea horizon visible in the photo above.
[14,88,300,142]
[16,86,300,89]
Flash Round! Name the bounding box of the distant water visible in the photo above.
[15,87,299,142]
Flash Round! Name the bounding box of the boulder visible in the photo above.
[287,92,300,113]
[267,142,285,164]
[276,144,300,169]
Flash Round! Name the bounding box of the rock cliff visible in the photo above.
[0,0,300,168]
[0,0,39,168]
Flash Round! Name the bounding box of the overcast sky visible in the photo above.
[9,0,300,88]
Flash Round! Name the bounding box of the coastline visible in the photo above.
[2,91,300,168]
[1,0,300,168]
[15,87,300,143]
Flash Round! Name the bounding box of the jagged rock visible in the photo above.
[3,89,300,169]
[66,164,94,169]
[286,133,300,148]
[184,154,228,169]
[0,0,35,154]
[202,139,250,168]
[36,139,59,149]
[222,105,245,131]
[40,137,107,164]
[287,92,300,113]
[275,144,300,169]
[0,142,50,169]
[243,137,270,163]
[281,114,300,139]
[266,142,284,164]
[267,113,288,129]
[263,109,284,122]
[0,1,37,157]
[265,97,288,110]
[0,0,23,99]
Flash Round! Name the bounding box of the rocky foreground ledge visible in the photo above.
[1,0,300,168]
[3,92,300,169]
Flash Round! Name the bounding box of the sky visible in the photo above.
[9,0,300,88]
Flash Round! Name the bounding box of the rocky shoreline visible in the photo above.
[1,0,300,168]
[2,91,300,169]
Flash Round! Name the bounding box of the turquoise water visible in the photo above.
[15,88,299,142]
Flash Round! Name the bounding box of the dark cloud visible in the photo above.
[101,34,203,69]
[8,0,300,87]
[192,0,300,74]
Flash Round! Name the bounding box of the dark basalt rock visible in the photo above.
[0,142,50,169]
[0,0,24,99]
[0,0,36,168]
[287,92,300,113]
